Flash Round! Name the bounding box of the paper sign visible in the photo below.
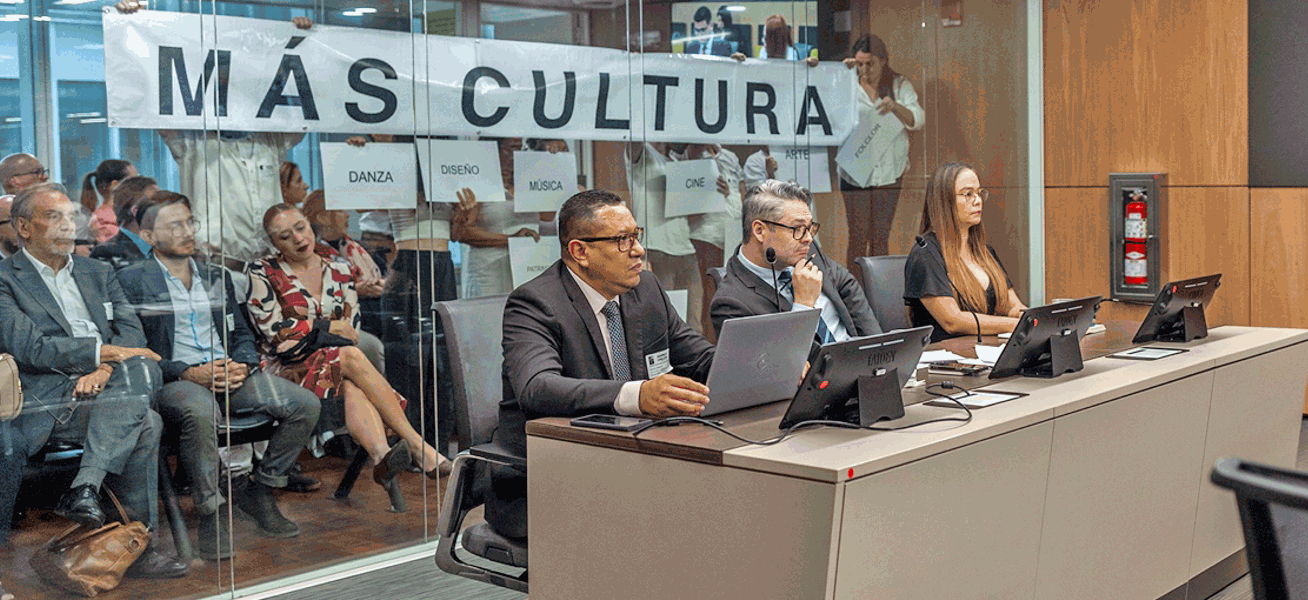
[508,235,560,288]
[319,142,417,210]
[665,289,689,321]
[663,159,725,218]
[417,139,506,203]
[835,107,900,185]
[513,151,578,213]
[769,146,832,193]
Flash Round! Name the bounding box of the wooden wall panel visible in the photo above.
[1250,188,1308,328]
[1045,187,1109,299]
[1045,0,1247,187]
[1164,187,1250,327]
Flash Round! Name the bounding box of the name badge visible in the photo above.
[645,349,672,378]
[103,302,114,321]
[226,313,236,333]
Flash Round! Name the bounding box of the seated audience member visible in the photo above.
[710,180,881,341]
[80,159,138,244]
[90,175,158,269]
[119,193,321,558]
[247,204,450,487]
[0,153,48,196]
[905,162,1027,342]
[280,161,310,208]
[0,195,18,258]
[489,190,716,540]
[300,190,386,373]
[0,182,186,578]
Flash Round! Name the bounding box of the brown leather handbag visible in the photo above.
[29,489,150,597]
[0,354,21,421]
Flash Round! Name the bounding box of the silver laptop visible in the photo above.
[701,309,821,417]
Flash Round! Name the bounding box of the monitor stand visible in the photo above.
[1156,304,1208,343]
[855,368,906,425]
[1020,330,1084,378]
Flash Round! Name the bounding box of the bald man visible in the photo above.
[0,195,16,258]
[0,153,48,195]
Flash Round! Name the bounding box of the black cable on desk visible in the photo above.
[861,382,973,431]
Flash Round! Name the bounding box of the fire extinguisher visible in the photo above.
[1123,191,1148,285]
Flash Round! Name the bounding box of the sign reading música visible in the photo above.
[102,10,859,145]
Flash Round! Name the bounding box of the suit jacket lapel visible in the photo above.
[72,259,112,337]
[557,262,614,379]
[11,252,73,336]
[731,255,791,312]
[818,255,857,335]
[139,259,176,352]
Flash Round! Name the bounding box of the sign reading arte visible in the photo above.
[102,10,859,145]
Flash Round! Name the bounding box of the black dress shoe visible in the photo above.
[284,470,321,494]
[54,485,105,529]
[372,440,411,487]
[195,506,236,561]
[124,546,189,579]
[233,477,299,538]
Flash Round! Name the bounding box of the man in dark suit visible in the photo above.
[710,179,882,341]
[120,192,320,560]
[684,5,732,56]
[0,182,186,578]
[489,189,716,539]
[89,175,157,270]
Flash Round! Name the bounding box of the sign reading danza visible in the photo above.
[102,9,859,145]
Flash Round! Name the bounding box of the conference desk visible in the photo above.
[525,324,1308,600]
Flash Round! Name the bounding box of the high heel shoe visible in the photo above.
[417,451,454,480]
[372,440,412,487]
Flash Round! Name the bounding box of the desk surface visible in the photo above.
[525,323,1308,480]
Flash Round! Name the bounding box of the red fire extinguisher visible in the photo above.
[1123,191,1148,285]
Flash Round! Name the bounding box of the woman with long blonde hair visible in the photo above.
[904,162,1027,342]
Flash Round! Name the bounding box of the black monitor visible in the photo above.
[1131,274,1222,344]
[989,296,1102,379]
[779,326,933,429]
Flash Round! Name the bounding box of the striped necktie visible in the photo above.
[601,301,631,380]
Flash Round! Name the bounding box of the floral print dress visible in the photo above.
[247,247,359,398]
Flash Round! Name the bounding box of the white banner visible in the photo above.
[417,140,505,203]
[319,142,416,210]
[770,146,832,193]
[513,151,578,213]
[102,10,859,145]
[664,159,724,218]
[509,236,561,288]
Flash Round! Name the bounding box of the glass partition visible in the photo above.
[0,1,1029,598]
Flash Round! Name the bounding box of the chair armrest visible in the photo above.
[470,441,526,472]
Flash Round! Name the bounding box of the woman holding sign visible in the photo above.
[838,34,924,269]
[905,162,1026,342]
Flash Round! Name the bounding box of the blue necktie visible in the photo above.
[777,270,834,343]
[601,301,631,380]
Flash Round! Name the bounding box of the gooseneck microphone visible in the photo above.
[765,247,781,310]
[915,234,982,343]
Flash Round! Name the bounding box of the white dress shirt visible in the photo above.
[737,248,851,343]
[837,75,926,188]
[566,266,645,416]
[23,248,102,366]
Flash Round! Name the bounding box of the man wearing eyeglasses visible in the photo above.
[0,153,49,195]
[489,189,716,540]
[118,192,320,559]
[710,179,882,342]
[0,195,18,258]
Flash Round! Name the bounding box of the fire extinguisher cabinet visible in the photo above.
[1109,172,1167,301]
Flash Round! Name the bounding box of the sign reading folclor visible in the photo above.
[513,152,577,213]
[509,235,560,288]
[416,140,505,203]
[102,10,859,146]
[835,108,900,185]
[664,159,724,218]
[318,142,416,210]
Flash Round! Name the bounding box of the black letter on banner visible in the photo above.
[346,59,398,124]
[462,67,510,128]
[595,73,630,130]
[745,82,778,135]
[796,86,833,136]
[694,79,728,134]
[256,55,319,120]
[158,47,231,117]
[532,71,577,129]
[643,75,678,131]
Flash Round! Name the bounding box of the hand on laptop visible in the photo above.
[793,258,823,307]
[639,374,710,418]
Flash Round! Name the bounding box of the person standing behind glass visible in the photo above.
[668,143,742,336]
[839,34,925,269]
[80,159,137,245]
[626,142,703,331]
[452,138,547,299]
[904,163,1027,343]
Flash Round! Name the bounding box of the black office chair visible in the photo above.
[1210,457,1308,600]
[708,266,726,292]
[433,295,528,593]
[855,255,912,332]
